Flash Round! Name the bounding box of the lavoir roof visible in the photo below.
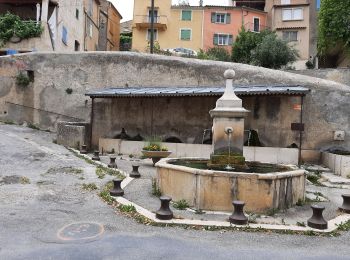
[86,85,310,98]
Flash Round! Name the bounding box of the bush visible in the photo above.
[197,47,231,62]
[232,28,273,64]
[250,34,299,69]
[16,72,31,87]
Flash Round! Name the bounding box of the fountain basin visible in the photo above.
[156,158,306,213]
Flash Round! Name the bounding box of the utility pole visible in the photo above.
[150,0,155,54]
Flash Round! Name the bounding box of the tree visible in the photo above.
[318,0,350,55]
[231,28,273,64]
[250,34,298,69]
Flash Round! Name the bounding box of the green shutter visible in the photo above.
[182,10,192,21]
[211,12,216,23]
[213,34,218,45]
[226,13,231,24]
[181,29,191,40]
[228,35,233,45]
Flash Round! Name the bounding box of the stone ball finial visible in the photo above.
[224,69,236,79]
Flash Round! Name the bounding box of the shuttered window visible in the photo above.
[211,13,231,24]
[180,29,191,40]
[213,34,233,45]
[282,31,298,42]
[181,10,192,21]
[62,26,68,45]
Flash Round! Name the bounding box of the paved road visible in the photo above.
[0,124,349,260]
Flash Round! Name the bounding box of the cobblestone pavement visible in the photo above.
[0,124,349,260]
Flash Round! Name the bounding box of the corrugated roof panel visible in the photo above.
[86,86,310,98]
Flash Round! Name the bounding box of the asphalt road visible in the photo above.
[0,124,349,260]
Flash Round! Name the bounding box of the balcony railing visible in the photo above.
[134,15,168,30]
[244,22,270,33]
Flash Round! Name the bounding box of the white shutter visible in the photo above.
[282,9,292,20]
[293,8,303,20]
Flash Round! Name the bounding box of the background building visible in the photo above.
[0,0,121,53]
[265,0,318,69]
[98,0,122,51]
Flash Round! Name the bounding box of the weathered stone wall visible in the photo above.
[289,68,350,86]
[0,52,349,153]
[92,95,300,149]
[56,121,91,149]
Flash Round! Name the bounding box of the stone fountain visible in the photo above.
[156,70,306,213]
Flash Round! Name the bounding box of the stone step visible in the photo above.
[321,172,350,185]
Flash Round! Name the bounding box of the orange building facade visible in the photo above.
[203,6,268,52]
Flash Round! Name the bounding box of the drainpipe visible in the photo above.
[150,0,155,54]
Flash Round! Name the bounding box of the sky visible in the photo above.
[110,0,230,22]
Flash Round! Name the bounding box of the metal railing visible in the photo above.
[244,22,270,33]
[134,15,168,24]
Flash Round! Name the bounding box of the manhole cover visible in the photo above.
[57,222,104,241]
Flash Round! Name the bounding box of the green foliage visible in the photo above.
[305,60,315,69]
[119,204,136,213]
[151,178,161,197]
[146,41,172,56]
[232,28,273,64]
[99,181,115,204]
[120,34,132,45]
[20,176,30,184]
[250,34,298,69]
[143,137,168,151]
[82,183,98,191]
[232,28,298,69]
[16,72,31,87]
[173,199,189,210]
[318,0,350,55]
[197,47,231,62]
[0,12,43,47]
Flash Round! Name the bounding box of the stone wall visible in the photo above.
[0,52,349,153]
[56,121,91,149]
[289,68,350,86]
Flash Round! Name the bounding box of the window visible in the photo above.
[253,17,260,32]
[211,13,231,24]
[180,29,191,40]
[181,10,192,21]
[316,0,321,10]
[281,0,290,4]
[282,8,303,21]
[62,26,68,45]
[147,29,158,41]
[76,9,79,19]
[282,31,298,42]
[213,34,233,46]
[87,20,93,38]
[148,9,158,23]
[74,40,80,51]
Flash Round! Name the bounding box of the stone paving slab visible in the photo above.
[78,150,350,232]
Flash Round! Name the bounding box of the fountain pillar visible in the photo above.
[209,70,249,168]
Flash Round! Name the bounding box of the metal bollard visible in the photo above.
[129,165,141,178]
[156,196,173,220]
[80,144,88,154]
[108,156,118,169]
[229,201,248,225]
[92,151,100,161]
[110,179,124,197]
[339,194,350,214]
[307,205,328,230]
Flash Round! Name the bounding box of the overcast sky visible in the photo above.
[110,0,230,22]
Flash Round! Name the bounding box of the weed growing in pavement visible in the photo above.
[173,199,189,210]
[96,167,106,179]
[151,178,162,197]
[336,220,350,231]
[296,221,306,227]
[82,183,98,191]
[20,176,30,184]
[119,204,136,213]
[99,181,115,205]
[27,122,40,130]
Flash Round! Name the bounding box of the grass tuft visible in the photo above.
[82,183,98,191]
[173,199,189,210]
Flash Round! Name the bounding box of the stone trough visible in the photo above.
[156,158,305,213]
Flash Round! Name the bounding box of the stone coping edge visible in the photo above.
[70,149,349,234]
[156,158,305,179]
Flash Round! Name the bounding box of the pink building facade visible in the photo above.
[203,6,267,52]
